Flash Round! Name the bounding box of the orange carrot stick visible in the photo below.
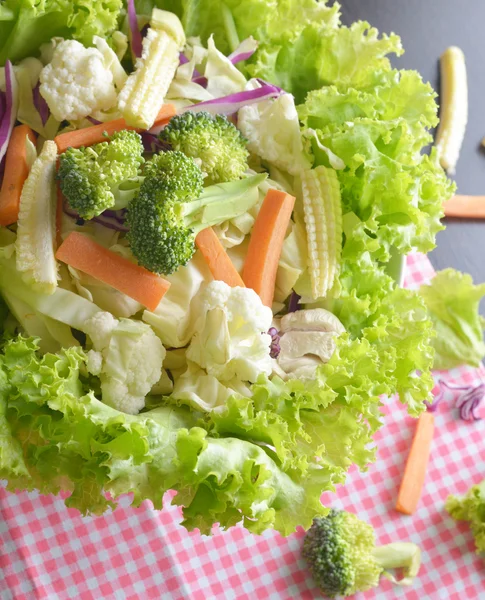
[242,188,296,307]
[56,232,170,312]
[54,104,176,154]
[396,412,435,515]
[0,124,36,226]
[195,227,245,288]
[443,195,485,219]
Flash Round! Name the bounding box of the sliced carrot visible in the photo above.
[55,184,64,248]
[242,188,296,307]
[396,412,435,515]
[55,232,170,312]
[0,124,36,226]
[443,195,485,219]
[195,227,245,288]
[54,104,176,154]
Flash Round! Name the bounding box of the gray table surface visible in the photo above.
[341,0,485,300]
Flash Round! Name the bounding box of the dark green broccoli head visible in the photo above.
[303,510,381,598]
[142,151,204,202]
[126,151,204,275]
[58,130,144,220]
[159,111,249,185]
[126,191,195,276]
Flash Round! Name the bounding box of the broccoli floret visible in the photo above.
[127,150,266,275]
[127,192,197,276]
[142,151,204,203]
[58,130,144,220]
[127,151,204,275]
[159,111,249,185]
[303,510,421,598]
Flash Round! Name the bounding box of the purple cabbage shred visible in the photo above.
[63,201,129,232]
[141,131,166,153]
[33,84,49,125]
[179,52,207,87]
[1,61,16,164]
[0,92,4,178]
[455,384,485,421]
[127,0,143,59]
[288,291,301,313]
[227,38,258,65]
[425,379,484,421]
[268,327,281,359]
[182,83,282,116]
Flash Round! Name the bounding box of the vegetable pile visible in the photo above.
[0,0,457,536]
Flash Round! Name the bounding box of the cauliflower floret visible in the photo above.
[86,349,103,376]
[84,313,165,415]
[101,319,165,414]
[39,39,118,122]
[238,82,312,176]
[198,279,232,311]
[84,311,118,351]
[186,281,273,383]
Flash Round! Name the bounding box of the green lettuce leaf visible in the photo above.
[419,269,485,370]
[362,287,435,416]
[309,236,435,416]
[0,296,9,334]
[300,119,453,262]
[0,0,123,65]
[208,284,433,494]
[145,0,340,55]
[0,354,29,482]
[295,59,453,331]
[0,324,431,533]
[446,480,485,554]
[299,70,439,152]
[249,21,403,103]
[209,334,383,482]
[1,336,331,534]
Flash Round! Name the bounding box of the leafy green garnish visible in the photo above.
[0,0,122,65]
[419,269,485,370]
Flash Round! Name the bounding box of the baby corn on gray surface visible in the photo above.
[435,46,468,175]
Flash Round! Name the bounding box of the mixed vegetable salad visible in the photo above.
[0,0,456,535]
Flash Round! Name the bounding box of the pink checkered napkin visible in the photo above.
[1,252,484,600]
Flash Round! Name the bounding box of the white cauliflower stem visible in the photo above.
[39,39,117,122]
